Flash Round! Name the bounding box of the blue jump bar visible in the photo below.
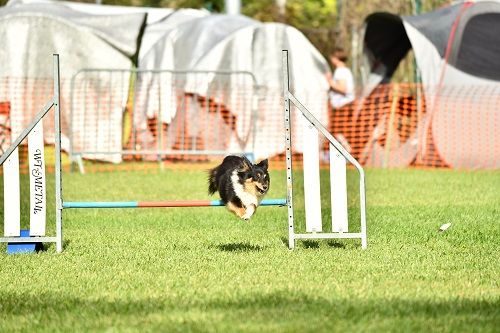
[63,198,287,209]
[63,201,138,208]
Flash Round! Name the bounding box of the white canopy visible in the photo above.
[136,14,259,126]
[137,18,330,160]
[7,0,173,24]
[139,9,209,60]
[190,22,330,159]
[2,1,331,162]
[7,0,208,60]
[0,2,146,163]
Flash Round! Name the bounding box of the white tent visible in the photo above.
[137,18,330,160]
[0,2,146,163]
[7,0,208,60]
[133,14,260,155]
[136,14,258,125]
[140,14,258,72]
[6,0,212,162]
[138,8,210,61]
[2,1,331,162]
[190,22,330,159]
[7,0,173,24]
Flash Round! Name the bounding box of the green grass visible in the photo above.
[0,168,499,332]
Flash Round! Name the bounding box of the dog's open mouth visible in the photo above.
[256,186,267,194]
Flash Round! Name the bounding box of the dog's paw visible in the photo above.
[241,206,255,221]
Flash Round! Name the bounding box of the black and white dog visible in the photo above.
[208,155,270,220]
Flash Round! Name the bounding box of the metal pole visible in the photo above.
[282,50,295,250]
[360,171,367,249]
[157,73,163,168]
[250,85,259,158]
[384,84,399,168]
[53,54,63,253]
[413,0,423,165]
[224,0,241,15]
[69,71,75,172]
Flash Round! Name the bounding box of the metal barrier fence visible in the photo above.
[69,69,260,172]
[0,73,499,172]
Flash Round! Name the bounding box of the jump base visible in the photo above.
[6,230,44,254]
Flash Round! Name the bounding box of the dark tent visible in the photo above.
[361,0,500,169]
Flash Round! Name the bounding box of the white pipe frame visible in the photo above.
[282,50,367,249]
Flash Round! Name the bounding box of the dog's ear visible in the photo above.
[238,170,253,180]
[256,159,268,171]
[239,156,252,172]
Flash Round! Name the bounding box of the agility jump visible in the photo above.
[0,52,367,253]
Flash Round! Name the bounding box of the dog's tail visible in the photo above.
[208,167,218,195]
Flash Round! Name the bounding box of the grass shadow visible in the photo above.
[0,290,497,332]
[43,239,71,252]
[302,240,320,249]
[216,242,263,252]
[280,238,343,250]
[326,240,346,249]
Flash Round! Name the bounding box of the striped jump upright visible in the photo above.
[282,50,367,249]
[0,54,62,253]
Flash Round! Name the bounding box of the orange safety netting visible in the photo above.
[0,76,499,173]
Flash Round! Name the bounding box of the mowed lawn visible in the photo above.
[0,167,498,332]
